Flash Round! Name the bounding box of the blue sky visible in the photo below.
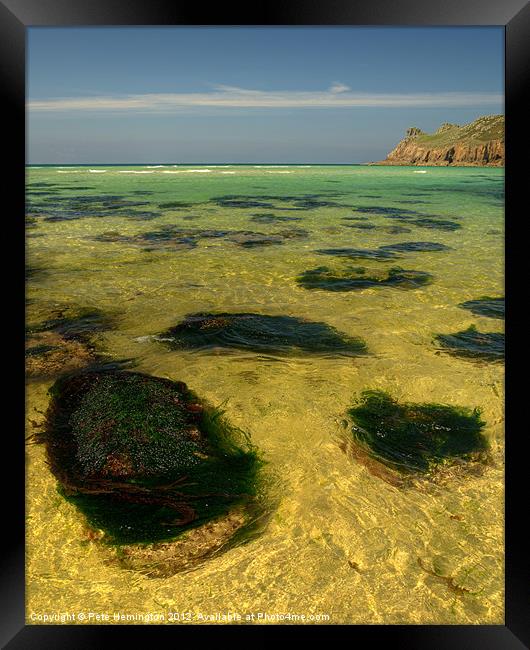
[27,27,504,164]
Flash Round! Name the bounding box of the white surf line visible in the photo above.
[89,169,108,173]
[413,170,428,173]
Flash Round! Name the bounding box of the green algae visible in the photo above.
[459,297,504,320]
[347,390,487,474]
[42,370,263,545]
[159,312,367,356]
[296,265,433,291]
[435,326,504,362]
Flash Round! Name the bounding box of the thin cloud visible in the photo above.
[28,85,503,113]
[329,82,351,93]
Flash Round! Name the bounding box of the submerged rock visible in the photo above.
[291,198,344,209]
[158,201,197,209]
[25,307,113,379]
[212,197,276,209]
[347,390,487,475]
[226,232,284,248]
[352,206,421,217]
[27,307,112,341]
[459,297,504,320]
[273,227,310,240]
[93,226,224,250]
[92,225,308,251]
[296,266,433,291]
[343,223,377,230]
[159,312,367,356]
[210,193,345,211]
[41,370,263,568]
[227,228,309,247]
[350,206,462,231]
[26,331,97,379]
[379,241,451,252]
[379,225,413,234]
[408,217,461,231]
[435,326,504,361]
[316,248,399,261]
[27,194,161,222]
[250,213,302,224]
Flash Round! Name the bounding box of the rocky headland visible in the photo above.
[372,115,504,167]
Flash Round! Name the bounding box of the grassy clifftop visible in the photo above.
[411,115,504,148]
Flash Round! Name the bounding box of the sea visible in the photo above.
[25,163,504,624]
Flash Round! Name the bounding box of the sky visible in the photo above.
[27,27,504,164]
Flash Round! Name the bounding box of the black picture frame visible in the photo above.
[4,0,528,646]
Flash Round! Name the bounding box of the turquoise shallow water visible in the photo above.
[26,164,504,624]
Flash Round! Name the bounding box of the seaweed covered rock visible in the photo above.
[42,371,263,565]
[92,225,309,251]
[316,248,399,261]
[435,326,504,361]
[408,217,461,231]
[347,390,487,475]
[250,213,302,224]
[25,307,113,379]
[379,225,412,234]
[227,228,309,248]
[27,307,112,340]
[26,332,97,379]
[226,232,284,248]
[379,241,451,253]
[352,206,420,217]
[296,266,433,291]
[343,223,377,230]
[459,297,504,320]
[27,193,160,222]
[159,312,367,356]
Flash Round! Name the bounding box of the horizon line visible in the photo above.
[26,162,371,166]
[28,86,504,113]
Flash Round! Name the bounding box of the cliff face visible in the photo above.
[375,115,504,167]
